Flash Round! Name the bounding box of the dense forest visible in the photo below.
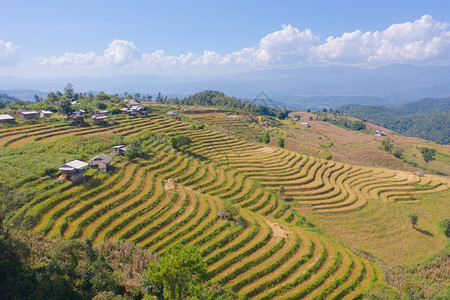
[340,98,450,144]
[155,90,290,119]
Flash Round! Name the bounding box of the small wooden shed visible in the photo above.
[58,160,88,182]
[88,153,113,171]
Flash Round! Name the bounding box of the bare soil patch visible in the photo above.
[255,146,277,154]
[267,221,288,239]
[164,178,176,191]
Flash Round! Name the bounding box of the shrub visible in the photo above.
[263,131,270,144]
[439,219,450,237]
[170,134,192,150]
[392,146,404,159]
[126,139,145,160]
[408,213,419,227]
[96,102,107,110]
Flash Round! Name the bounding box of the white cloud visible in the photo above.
[256,25,320,64]
[141,25,320,69]
[33,52,99,66]
[0,39,20,66]
[104,39,141,65]
[6,15,450,77]
[313,15,450,65]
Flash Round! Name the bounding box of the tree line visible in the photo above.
[313,108,367,131]
[155,90,290,118]
[339,98,450,144]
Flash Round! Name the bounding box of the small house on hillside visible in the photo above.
[124,100,140,108]
[167,111,180,118]
[302,122,310,128]
[91,111,110,125]
[40,110,53,118]
[217,210,229,220]
[131,105,149,115]
[374,130,386,136]
[111,145,129,156]
[58,160,88,182]
[67,111,85,125]
[0,114,15,124]
[20,111,39,120]
[415,171,425,177]
[261,120,271,127]
[88,153,113,172]
[121,108,135,115]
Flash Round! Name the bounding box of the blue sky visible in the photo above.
[0,0,449,78]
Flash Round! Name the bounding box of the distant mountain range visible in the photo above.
[1,64,449,108]
[0,89,48,102]
[340,98,450,144]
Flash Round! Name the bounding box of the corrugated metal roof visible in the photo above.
[21,111,38,115]
[89,153,113,164]
[59,160,88,170]
[0,114,14,120]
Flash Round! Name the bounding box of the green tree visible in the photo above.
[419,147,436,170]
[277,107,289,119]
[170,134,192,150]
[223,201,239,220]
[439,219,450,237]
[277,136,285,148]
[126,139,144,160]
[144,244,207,300]
[263,131,270,144]
[64,83,74,100]
[47,92,59,103]
[57,98,72,115]
[96,101,107,110]
[381,138,393,153]
[392,146,404,159]
[96,91,110,101]
[408,213,419,228]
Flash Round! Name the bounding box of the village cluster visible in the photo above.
[0,103,150,126]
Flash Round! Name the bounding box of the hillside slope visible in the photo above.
[339,98,450,144]
[0,107,448,298]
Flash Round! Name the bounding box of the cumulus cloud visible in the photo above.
[256,25,320,63]
[0,39,20,66]
[141,25,320,69]
[140,16,450,69]
[12,15,450,75]
[32,39,141,68]
[104,39,141,64]
[313,15,450,65]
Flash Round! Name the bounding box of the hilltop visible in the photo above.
[0,89,448,299]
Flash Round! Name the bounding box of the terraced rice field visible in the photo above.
[12,114,448,298]
[186,129,448,213]
[190,113,265,141]
[0,114,191,148]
